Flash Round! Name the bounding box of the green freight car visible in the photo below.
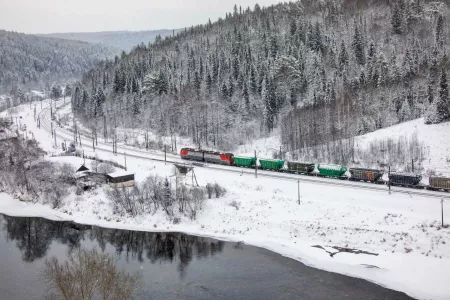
[287,161,315,174]
[317,164,347,177]
[259,159,285,171]
[233,156,256,167]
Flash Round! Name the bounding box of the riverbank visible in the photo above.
[0,214,415,300]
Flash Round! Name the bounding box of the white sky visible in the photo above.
[0,0,283,34]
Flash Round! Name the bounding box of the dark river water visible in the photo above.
[0,214,414,300]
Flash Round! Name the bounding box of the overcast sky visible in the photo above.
[0,0,283,34]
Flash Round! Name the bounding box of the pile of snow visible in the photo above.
[318,164,346,170]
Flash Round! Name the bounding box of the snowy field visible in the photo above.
[1,99,450,300]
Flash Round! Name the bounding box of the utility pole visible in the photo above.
[103,115,107,143]
[280,145,282,160]
[254,150,258,178]
[124,153,127,171]
[175,173,178,202]
[51,122,53,137]
[388,165,391,193]
[74,121,77,143]
[297,180,301,205]
[412,159,415,173]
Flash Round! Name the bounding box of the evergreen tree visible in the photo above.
[399,98,411,122]
[243,81,250,111]
[270,34,278,59]
[426,69,449,124]
[228,77,234,98]
[436,15,444,47]
[427,82,434,104]
[250,65,258,95]
[194,71,201,96]
[50,85,62,100]
[352,22,365,65]
[392,2,403,34]
[314,22,323,52]
[437,69,449,120]
[233,55,240,80]
[289,19,297,37]
[64,85,72,98]
[206,73,212,95]
[132,95,141,116]
[221,83,228,99]
[338,41,349,72]
[94,88,106,118]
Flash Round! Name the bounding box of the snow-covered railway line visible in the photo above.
[37,106,450,200]
[39,105,179,160]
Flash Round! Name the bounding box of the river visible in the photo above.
[0,214,414,299]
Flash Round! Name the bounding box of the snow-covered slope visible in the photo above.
[234,118,450,178]
[355,118,450,176]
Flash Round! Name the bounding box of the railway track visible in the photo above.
[38,104,450,200]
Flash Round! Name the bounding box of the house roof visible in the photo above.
[76,165,89,172]
[107,170,134,178]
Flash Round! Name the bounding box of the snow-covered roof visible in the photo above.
[75,171,89,178]
[107,170,134,178]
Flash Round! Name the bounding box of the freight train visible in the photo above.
[180,148,450,192]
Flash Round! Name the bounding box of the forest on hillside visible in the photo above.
[71,0,450,163]
[40,30,177,52]
[0,30,115,95]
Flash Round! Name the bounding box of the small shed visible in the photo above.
[106,170,135,188]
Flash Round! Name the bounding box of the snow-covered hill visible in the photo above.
[235,118,450,178]
[355,118,450,176]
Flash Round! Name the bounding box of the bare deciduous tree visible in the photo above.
[97,162,115,174]
[40,248,141,300]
